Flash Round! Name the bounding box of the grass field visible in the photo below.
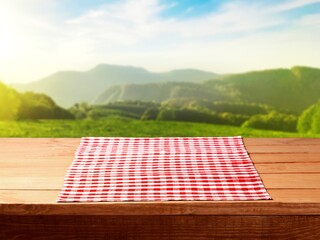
[0,117,318,138]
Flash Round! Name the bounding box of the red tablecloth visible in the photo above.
[58,137,271,202]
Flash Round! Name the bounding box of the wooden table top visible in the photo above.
[1,138,320,216]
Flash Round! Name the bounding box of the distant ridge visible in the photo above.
[13,64,218,107]
[93,82,226,104]
[12,65,320,114]
[94,66,320,114]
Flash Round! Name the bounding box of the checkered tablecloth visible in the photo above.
[57,136,271,202]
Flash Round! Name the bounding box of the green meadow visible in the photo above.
[0,117,318,138]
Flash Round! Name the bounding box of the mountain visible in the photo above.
[159,69,219,82]
[95,66,320,114]
[93,82,227,104]
[13,64,320,114]
[206,66,320,114]
[13,64,218,107]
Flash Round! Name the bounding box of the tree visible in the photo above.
[242,111,297,132]
[141,108,159,120]
[18,92,74,120]
[69,102,92,119]
[297,101,320,133]
[156,109,176,121]
[0,82,20,120]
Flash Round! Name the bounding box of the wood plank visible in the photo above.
[0,137,79,146]
[0,176,65,190]
[2,138,319,148]
[1,138,319,150]
[1,215,320,240]
[244,138,320,146]
[0,190,59,203]
[0,157,73,168]
[3,160,320,173]
[255,163,320,173]
[260,174,320,188]
[2,138,320,158]
[0,138,79,154]
[246,145,320,153]
[1,171,320,190]
[2,138,320,160]
[1,200,320,216]
[3,162,320,184]
[2,163,320,181]
[268,189,320,202]
[5,138,320,148]
[2,142,320,168]
[1,189,320,204]
[0,168,68,177]
[250,153,320,163]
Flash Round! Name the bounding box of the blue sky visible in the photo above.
[58,0,320,20]
[0,0,319,83]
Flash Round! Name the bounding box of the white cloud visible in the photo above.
[270,0,320,12]
[297,13,320,26]
[65,0,287,41]
[66,0,171,44]
[172,3,284,38]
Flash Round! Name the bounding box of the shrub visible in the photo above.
[87,108,139,120]
[210,102,272,116]
[0,82,20,120]
[103,101,160,117]
[141,108,159,120]
[69,103,92,119]
[156,109,176,121]
[219,113,249,126]
[18,92,74,120]
[242,111,298,132]
[297,102,320,133]
[174,109,221,123]
[157,108,225,124]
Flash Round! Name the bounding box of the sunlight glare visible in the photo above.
[0,7,17,61]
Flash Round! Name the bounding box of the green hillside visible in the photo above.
[13,65,320,115]
[0,81,73,120]
[14,64,217,107]
[94,82,227,104]
[207,66,320,114]
[95,66,320,115]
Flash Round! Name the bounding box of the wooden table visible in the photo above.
[1,138,320,239]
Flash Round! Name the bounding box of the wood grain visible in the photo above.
[269,189,320,202]
[3,162,320,183]
[246,145,320,153]
[255,163,320,173]
[244,138,320,145]
[1,189,320,204]
[2,173,319,190]
[249,153,320,163]
[260,174,320,188]
[2,162,320,175]
[1,215,320,240]
[2,201,320,216]
[1,138,320,239]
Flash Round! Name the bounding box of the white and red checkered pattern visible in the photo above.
[57,136,271,202]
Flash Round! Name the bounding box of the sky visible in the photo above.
[0,0,320,83]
